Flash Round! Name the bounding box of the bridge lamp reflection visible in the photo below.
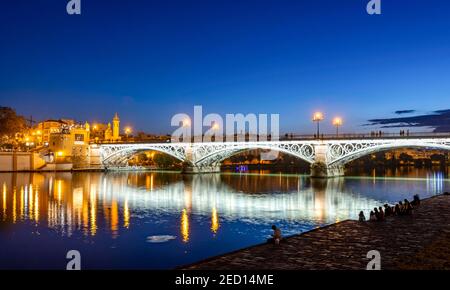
[312,112,324,138]
[333,117,343,137]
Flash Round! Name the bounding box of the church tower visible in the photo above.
[84,121,90,141]
[112,113,120,141]
[104,123,112,141]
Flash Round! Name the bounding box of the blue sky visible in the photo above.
[1,0,450,134]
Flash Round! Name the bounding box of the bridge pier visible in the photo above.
[310,162,344,178]
[309,143,345,178]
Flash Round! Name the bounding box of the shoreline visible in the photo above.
[181,193,450,270]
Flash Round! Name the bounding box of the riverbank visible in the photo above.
[182,194,450,270]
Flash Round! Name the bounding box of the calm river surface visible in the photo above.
[0,168,449,269]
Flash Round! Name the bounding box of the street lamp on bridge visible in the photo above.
[333,117,343,137]
[312,112,324,138]
[125,127,132,140]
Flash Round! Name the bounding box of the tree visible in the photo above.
[0,107,27,141]
[399,152,413,164]
[153,153,179,168]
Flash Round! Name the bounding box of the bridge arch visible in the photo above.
[327,141,450,167]
[100,144,187,167]
[193,142,315,167]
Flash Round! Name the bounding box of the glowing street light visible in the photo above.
[182,119,191,127]
[333,117,343,137]
[211,122,220,142]
[312,112,324,138]
[125,127,132,140]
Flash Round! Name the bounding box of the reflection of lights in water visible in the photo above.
[73,188,83,213]
[48,176,53,196]
[184,188,192,211]
[57,180,63,202]
[12,188,16,223]
[34,186,39,222]
[211,207,219,234]
[82,191,89,235]
[181,209,189,243]
[124,198,130,229]
[2,183,6,220]
[111,198,119,237]
[20,186,24,219]
[146,174,154,191]
[314,196,324,221]
[117,178,378,224]
[426,172,444,194]
[90,185,97,236]
[0,173,411,239]
[73,187,84,232]
[29,185,33,218]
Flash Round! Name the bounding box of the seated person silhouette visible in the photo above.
[267,225,282,245]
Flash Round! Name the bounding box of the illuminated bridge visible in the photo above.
[96,136,450,177]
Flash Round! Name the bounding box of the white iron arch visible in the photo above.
[192,142,316,166]
[327,139,450,166]
[100,144,187,167]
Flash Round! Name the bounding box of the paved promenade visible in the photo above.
[183,194,450,270]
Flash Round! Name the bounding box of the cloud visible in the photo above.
[367,109,450,132]
[394,110,416,115]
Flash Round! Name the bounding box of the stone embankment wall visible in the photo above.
[0,152,46,172]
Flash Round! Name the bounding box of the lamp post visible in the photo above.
[212,122,220,142]
[125,127,132,141]
[312,112,324,139]
[333,117,342,137]
[182,119,191,142]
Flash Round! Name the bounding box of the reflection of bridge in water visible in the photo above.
[97,136,450,177]
[106,174,381,225]
[3,171,444,241]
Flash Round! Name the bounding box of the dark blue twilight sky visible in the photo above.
[1,0,450,134]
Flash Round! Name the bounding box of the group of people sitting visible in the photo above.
[359,194,421,222]
[268,194,423,245]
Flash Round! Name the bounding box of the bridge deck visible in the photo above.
[182,194,450,270]
[95,132,450,145]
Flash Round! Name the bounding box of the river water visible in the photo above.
[0,168,449,269]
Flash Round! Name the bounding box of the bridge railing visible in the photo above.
[92,132,450,145]
[283,132,450,141]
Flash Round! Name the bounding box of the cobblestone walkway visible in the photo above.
[183,194,450,270]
